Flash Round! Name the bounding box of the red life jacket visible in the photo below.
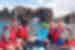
[0,41,4,49]
[69,40,75,46]
[10,26,17,42]
[2,25,17,48]
[0,40,8,50]
[1,24,17,50]
[49,28,59,43]
[17,25,29,40]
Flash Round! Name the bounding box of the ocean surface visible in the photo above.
[0,20,10,39]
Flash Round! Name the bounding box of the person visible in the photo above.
[17,24,30,41]
[16,16,30,50]
[29,17,48,50]
[57,20,71,50]
[48,20,57,44]
[1,25,10,50]
[48,20,59,50]
[1,19,18,50]
[17,16,30,40]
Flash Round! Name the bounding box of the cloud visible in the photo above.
[52,0,75,17]
[0,0,54,7]
[55,0,75,11]
[0,0,74,17]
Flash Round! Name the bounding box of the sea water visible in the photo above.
[0,20,10,40]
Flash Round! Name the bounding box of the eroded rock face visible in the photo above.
[65,12,75,24]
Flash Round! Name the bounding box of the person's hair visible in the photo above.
[49,20,55,23]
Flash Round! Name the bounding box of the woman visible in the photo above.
[2,19,18,50]
[57,20,71,50]
[48,21,57,44]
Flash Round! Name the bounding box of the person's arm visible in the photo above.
[48,29,52,40]
[16,38,23,50]
[6,44,16,50]
[66,27,73,40]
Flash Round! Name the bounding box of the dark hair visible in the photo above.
[21,20,28,26]
[18,15,29,26]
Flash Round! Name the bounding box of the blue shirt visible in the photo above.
[37,27,48,40]
[30,21,48,40]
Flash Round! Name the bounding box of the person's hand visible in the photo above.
[6,44,15,50]
[0,48,3,50]
[44,39,49,45]
[28,35,37,42]
[45,39,49,42]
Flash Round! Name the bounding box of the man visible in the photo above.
[17,22,30,41]
[48,20,59,50]
[10,19,17,44]
[29,17,48,50]
[17,16,30,40]
[16,16,30,50]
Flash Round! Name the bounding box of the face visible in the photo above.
[21,17,29,25]
[50,21,56,29]
[11,19,17,27]
[32,17,40,23]
[58,21,65,29]
[4,24,10,30]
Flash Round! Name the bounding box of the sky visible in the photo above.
[0,0,55,8]
[0,0,74,17]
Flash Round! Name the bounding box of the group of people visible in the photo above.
[49,20,75,50]
[0,16,75,50]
